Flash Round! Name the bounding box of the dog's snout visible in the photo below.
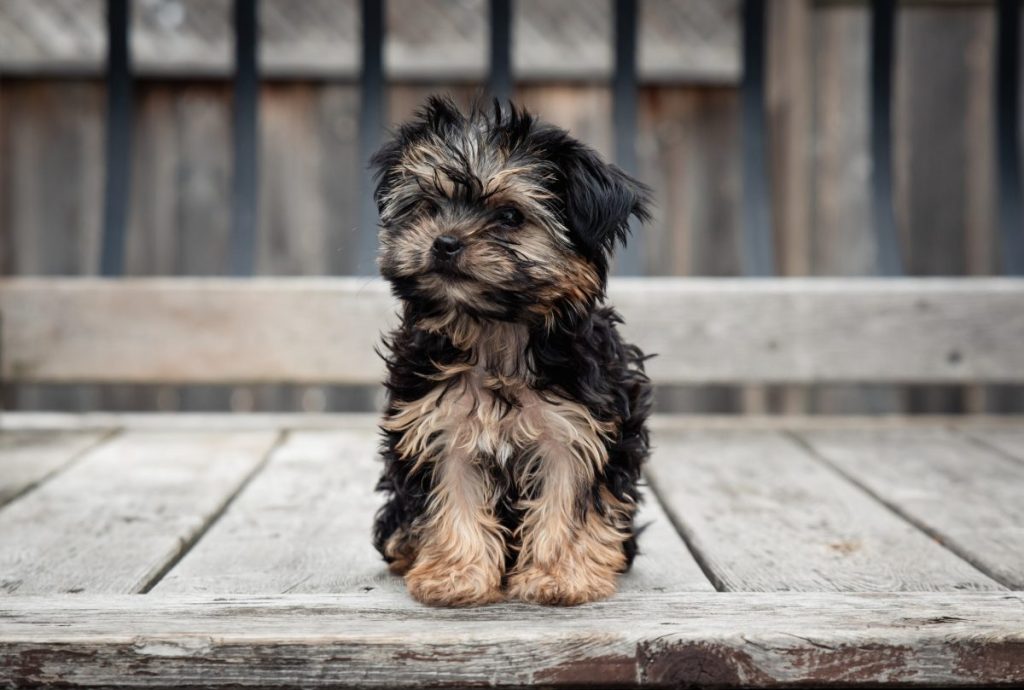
[432,235,463,258]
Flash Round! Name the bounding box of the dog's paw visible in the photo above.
[405,559,504,607]
[507,565,617,606]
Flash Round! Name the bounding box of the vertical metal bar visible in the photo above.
[740,0,775,276]
[613,0,643,275]
[100,0,132,277]
[229,0,260,276]
[997,0,1024,274]
[489,0,512,103]
[869,0,903,276]
[358,0,386,276]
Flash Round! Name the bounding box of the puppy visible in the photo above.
[371,96,652,606]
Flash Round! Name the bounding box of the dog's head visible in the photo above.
[371,96,650,331]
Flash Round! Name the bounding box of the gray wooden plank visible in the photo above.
[967,428,1024,466]
[613,279,1024,385]
[647,430,1002,592]
[797,428,1024,589]
[0,431,110,507]
[619,488,715,593]
[157,429,712,594]
[0,430,279,594]
[0,278,395,385]
[1,592,1022,688]
[3,278,1024,385]
[155,430,394,594]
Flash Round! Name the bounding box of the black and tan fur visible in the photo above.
[371,96,652,606]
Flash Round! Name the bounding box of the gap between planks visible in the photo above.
[153,429,713,595]
[647,429,1004,592]
[139,430,291,593]
[960,429,1024,468]
[790,427,1024,590]
[0,428,120,510]
[0,430,282,595]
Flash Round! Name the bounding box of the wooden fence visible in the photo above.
[0,0,1022,414]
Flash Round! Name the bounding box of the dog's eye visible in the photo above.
[420,200,441,218]
[495,206,524,229]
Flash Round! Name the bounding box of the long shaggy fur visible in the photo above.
[370,96,653,606]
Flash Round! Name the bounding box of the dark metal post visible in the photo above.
[997,0,1023,274]
[740,0,775,276]
[489,0,513,104]
[229,0,260,276]
[869,0,903,276]
[100,0,132,277]
[613,0,643,275]
[358,0,386,276]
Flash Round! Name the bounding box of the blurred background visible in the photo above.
[0,0,1022,415]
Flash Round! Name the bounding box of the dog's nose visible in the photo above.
[432,235,463,258]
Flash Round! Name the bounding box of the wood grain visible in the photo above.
[612,279,1024,385]
[155,428,712,595]
[966,429,1024,466]
[619,486,715,593]
[797,428,1024,589]
[3,278,1024,385]
[647,430,1002,592]
[0,431,109,507]
[0,430,279,594]
[155,430,398,594]
[0,278,397,385]
[1,592,1022,688]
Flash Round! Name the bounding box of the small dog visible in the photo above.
[371,96,652,606]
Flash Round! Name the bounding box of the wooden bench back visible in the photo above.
[1,278,1022,385]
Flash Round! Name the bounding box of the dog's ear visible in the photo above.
[371,95,466,218]
[555,141,651,260]
[420,94,465,133]
[370,136,407,218]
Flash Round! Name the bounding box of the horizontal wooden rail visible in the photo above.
[1,278,1023,385]
[1,592,1022,687]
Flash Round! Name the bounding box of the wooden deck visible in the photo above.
[2,413,1023,688]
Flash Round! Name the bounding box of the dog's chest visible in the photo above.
[385,328,613,468]
[439,368,609,467]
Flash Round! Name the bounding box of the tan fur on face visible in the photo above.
[377,134,604,329]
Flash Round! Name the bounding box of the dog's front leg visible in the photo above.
[405,445,506,606]
[508,422,632,606]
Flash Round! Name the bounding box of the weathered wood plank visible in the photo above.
[615,279,1024,385]
[1,592,1022,688]
[156,429,711,594]
[3,278,1024,385]
[966,428,1024,466]
[155,430,396,594]
[0,431,279,594]
[0,431,110,507]
[647,430,1002,592]
[0,278,394,385]
[619,488,715,593]
[797,428,1024,589]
